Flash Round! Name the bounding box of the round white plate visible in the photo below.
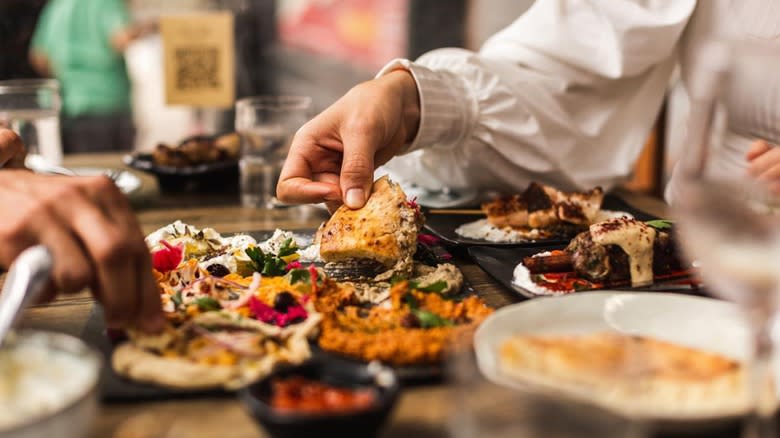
[71,167,142,196]
[474,291,771,423]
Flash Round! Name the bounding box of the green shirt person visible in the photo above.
[29,0,152,153]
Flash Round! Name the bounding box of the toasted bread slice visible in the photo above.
[319,176,418,268]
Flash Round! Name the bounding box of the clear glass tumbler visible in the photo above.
[0,79,63,166]
[673,39,780,438]
[234,96,312,209]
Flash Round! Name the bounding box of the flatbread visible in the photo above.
[112,343,248,390]
[319,176,418,268]
[498,332,748,419]
[113,308,321,390]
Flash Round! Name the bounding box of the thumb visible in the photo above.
[340,131,378,209]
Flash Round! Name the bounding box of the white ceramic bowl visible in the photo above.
[0,331,101,438]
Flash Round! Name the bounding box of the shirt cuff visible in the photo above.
[376,58,472,154]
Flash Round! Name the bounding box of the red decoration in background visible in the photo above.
[278,0,409,71]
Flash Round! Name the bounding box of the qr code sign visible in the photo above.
[175,47,220,90]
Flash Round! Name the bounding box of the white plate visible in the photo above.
[70,167,142,196]
[474,291,772,422]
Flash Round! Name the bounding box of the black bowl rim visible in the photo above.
[239,359,400,425]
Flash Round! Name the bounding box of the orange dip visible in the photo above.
[270,377,376,414]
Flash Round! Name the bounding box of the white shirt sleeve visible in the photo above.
[378,0,696,195]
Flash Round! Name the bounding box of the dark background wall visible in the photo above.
[0,0,47,79]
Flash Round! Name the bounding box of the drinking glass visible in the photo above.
[673,40,780,438]
[0,79,63,166]
[235,96,312,208]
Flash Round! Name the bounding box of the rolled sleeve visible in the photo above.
[376,58,476,154]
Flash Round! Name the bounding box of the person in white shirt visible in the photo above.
[277,0,780,209]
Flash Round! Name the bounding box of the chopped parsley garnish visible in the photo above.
[194,297,222,311]
[646,219,673,230]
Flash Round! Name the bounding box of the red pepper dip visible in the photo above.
[270,376,376,414]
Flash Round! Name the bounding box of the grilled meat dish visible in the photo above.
[525,218,683,285]
[482,182,604,231]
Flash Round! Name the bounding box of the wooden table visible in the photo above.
[17,154,669,438]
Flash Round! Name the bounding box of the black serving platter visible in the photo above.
[240,358,399,438]
[424,194,657,247]
[468,245,697,300]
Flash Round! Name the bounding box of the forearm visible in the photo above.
[378,70,420,144]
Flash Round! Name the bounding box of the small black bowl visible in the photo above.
[123,153,238,193]
[240,359,400,438]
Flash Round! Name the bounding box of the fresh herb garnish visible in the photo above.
[412,309,454,328]
[246,247,265,270]
[194,297,222,311]
[277,237,298,257]
[409,280,448,293]
[245,246,288,276]
[646,219,674,230]
[288,268,310,285]
[262,257,287,276]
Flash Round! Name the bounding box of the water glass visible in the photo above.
[0,79,63,166]
[235,96,312,208]
[673,39,780,438]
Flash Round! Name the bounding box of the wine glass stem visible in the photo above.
[745,317,776,438]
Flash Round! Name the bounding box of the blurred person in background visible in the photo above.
[29,0,153,154]
[0,127,164,333]
[277,1,780,209]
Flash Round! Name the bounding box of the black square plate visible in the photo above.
[468,245,697,300]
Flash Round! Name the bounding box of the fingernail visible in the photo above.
[345,188,365,209]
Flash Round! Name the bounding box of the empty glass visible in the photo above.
[0,79,63,166]
[235,96,312,208]
[673,39,780,438]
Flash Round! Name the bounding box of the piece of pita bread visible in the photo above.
[319,176,418,268]
[498,332,749,419]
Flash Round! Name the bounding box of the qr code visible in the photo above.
[175,47,220,90]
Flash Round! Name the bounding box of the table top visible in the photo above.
[17,153,669,438]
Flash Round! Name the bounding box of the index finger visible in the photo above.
[277,143,340,204]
